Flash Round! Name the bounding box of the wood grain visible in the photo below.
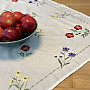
[52,0,90,90]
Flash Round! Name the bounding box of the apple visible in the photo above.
[0,26,4,41]
[13,11,24,23]
[2,27,20,42]
[0,11,16,28]
[21,16,36,33]
[15,23,22,38]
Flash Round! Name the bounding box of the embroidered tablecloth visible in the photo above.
[0,0,90,90]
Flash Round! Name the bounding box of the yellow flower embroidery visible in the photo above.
[9,79,13,84]
[14,71,22,76]
[22,76,29,82]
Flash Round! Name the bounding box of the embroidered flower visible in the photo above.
[68,53,76,57]
[59,56,63,58]
[21,45,30,51]
[65,33,74,38]
[14,71,22,76]
[12,0,18,2]
[63,47,69,52]
[29,1,33,3]
[54,56,57,58]
[22,76,29,82]
[9,79,13,84]
[74,25,82,30]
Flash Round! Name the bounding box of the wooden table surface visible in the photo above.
[52,0,90,90]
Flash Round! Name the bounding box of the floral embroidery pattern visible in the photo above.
[28,0,46,6]
[54,47,76,68]
[50,12,70,19]
[8,45,90,89]
[8,71,29,90]
[70,25,90,38]
[18,45,33,58]
[65,33,74,38]
[74,25,82,30]
[29,0,38,3]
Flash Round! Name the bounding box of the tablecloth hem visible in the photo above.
[50,0,90,19]
[61,4,90,18]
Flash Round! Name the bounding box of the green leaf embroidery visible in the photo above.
[20,83,24,89]
[26,53,33,57]
[13,84,20,89]
[24,89,29,90]
[70,29,78,32]
[18,53,24,57]
[64,63,70,65]
[9,84,20,89]
[8,85,13,89]
[65,57,70,60]
[58,59,63,68]
[60,52,64,55]
[12,77,17,81]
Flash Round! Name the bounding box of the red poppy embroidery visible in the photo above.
[21,45,30,51]
[74,25,82,30]
[12,0,18,2]
[65,33,74,38]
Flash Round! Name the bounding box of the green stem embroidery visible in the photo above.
[25,82,27,89]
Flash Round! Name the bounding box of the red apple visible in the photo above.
[15,23,22,38]
[0,26,4,41]
[13,11,24,23]
[0,11,16,28]
[1,11,16,21]
[21,16,36,33]
[2,27,20,42]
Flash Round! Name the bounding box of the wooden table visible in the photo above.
[52,0,90,90]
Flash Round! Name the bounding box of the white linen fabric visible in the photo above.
[0,0,90,90]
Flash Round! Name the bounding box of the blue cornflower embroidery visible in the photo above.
[68,53,76,57]
[63,47,69,52]
[55,47,76,68]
